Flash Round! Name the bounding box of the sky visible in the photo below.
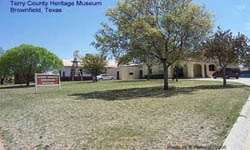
[1,0,250,59]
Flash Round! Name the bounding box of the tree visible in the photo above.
[0,47,5,84]
[118,48,158,80]
[203,28,250,87]
[234,34,250,69]
[0,55,9,85]
[0,44,62,86]
[244,54,250,69]
[80,54,107,82]
[0,47,4,56]
[92,0,213,90]
[245,55,250,70]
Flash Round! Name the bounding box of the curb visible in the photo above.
[240,96,250,118]
[222,95,250,150]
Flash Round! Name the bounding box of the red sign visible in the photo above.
[36,75,59,85]
[35,74,61,93]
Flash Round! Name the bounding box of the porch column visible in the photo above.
[168,67,173,79]
[201,64,205,78]
[188,63,194,78]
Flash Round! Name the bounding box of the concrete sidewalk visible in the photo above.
[189,78,250,150]
[189,78,250,86]
[244,101,250,150]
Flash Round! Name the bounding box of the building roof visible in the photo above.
[185,58,219,64]
[62,59,84,67]
[62,59,74,67]
[106,61,118,68]
[62,59,118,68]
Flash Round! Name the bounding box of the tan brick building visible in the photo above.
[60,58,236,80]
[106,59,221,80]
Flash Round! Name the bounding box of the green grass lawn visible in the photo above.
[0,80,249,149]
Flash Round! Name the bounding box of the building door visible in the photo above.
[117,71,120,80]
[178,67,184,78]
[193,64,202,78]
[139,70,143,79]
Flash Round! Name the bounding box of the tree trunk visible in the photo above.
[176,67,179,82]
[26,74,30,86]
[163,60,169,90]
[147,65,151,80]
[92,75,97,82]
[223,67,226,87]
[26,81,30,86]
[0,78,4,85]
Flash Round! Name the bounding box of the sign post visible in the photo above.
[35,73,61,94]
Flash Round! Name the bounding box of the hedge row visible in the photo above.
[144,74,164,79]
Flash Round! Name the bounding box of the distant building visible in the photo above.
[105,58,237,80]
[59,58,237,81]
[59,59,92,81]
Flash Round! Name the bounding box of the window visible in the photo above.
[209,65,215,71]
[129,72,134,75]
[59,70,61,77]
[63,72,65,77]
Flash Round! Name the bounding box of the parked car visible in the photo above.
[97,74,115,80]
[212,68,241,79]
[241,71,250,78]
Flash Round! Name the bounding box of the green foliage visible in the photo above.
[203,28,250,68]
[118,49,158,66]
[92,0,213,90]
[0,44,62,86]
[0,48,4,56]
[144,74,164,79]
[0,55,10,84]
[80,54,107,81]
[203,28,250,86]
[234,34,250,68]
[0,56,8,76]
[203,28,237,67]
[118,50,158,80]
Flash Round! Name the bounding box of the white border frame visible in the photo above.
[35,73,61,93]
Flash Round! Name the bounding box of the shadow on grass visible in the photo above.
[73,80,151,84]
[69,84,244,101]
[70,80,153,85]
[0,85,34,89]
[114,79,152,83]
[68,81,96,84]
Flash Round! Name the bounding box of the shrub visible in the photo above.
[144,74,164,79]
